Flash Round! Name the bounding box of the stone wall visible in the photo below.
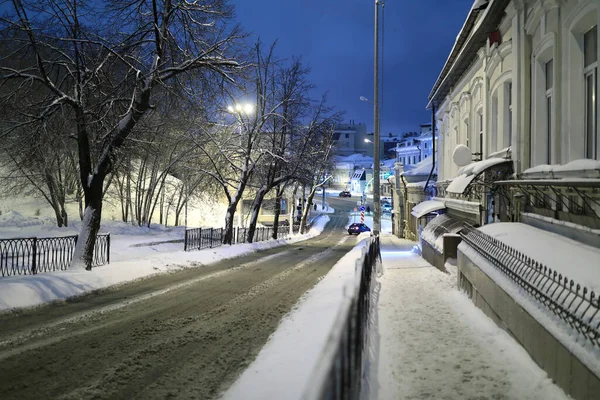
[458,249,600,400]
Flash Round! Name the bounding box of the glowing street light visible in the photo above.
[227,102,254,115]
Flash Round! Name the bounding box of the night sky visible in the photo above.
[230,0,474,135]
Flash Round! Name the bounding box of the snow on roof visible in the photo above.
[523,159,600,175]
[402,154,437,176]
[411,200,446,219]
[446,174,477,194]
[448,158,511,194]
[382,158,396,168]
[458,157,511,176]
[478,223,600,293]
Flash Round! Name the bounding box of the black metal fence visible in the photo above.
[305,236,380,400]
[184,225,294,251]
[0,233,111,277]
[460,224,600,348]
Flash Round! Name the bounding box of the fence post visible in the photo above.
[32,237,37,275]
[210,228,214,248]
[184,229,188,251]
[107,233,111,264]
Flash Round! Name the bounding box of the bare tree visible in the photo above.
[193,41,291,244]
[0,0,242,268]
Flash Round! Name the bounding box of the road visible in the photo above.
[0,195,356,400]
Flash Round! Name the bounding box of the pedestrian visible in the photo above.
[366,205,371,214]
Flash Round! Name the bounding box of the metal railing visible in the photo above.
[460,224,600,348]
[0,233,111,277]
[304,236,380,400]
[184,225,295,251]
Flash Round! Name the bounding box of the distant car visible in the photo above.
[381,196,392,203]
[382,203,392,213]
[339,191,352,198]
[348,223,371,235]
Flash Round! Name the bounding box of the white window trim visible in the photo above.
[584,27,598,159]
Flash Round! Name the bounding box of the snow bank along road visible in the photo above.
[0,211,355,399]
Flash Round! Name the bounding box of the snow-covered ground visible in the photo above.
[0,212,331,311]
[367,235,568,400]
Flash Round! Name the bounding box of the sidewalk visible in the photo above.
[365,234,568,400]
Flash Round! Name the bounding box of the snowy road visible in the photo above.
[0,204,356,400]
[368,236,568,400]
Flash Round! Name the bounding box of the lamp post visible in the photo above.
[360,94,381,234]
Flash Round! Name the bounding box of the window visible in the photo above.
[546,59,554,163]
[507,82,513,146]
[345,133,349,138]
[424,142,428,149]
[477,111,483,155]
[584,26,598,159]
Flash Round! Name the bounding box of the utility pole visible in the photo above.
[373,0,383,235]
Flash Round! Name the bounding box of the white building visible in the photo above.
[332,121,370,157]
[425,0,600,232]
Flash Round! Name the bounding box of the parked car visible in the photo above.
[348,223,371,235]
[381,202,392,213]
[339,191,351,198]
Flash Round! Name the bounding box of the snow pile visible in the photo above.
[223,234,370,400]
[478,222,600,293]
[402,154,436,176]
[0,211,47,228]
[523,159,600,178]
[0,216,330,312]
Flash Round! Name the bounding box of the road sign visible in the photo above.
[359,206,365,212]
[357,200,361,206]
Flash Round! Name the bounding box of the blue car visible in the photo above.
[348,223,371,235]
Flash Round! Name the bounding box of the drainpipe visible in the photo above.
[424,103,436,195]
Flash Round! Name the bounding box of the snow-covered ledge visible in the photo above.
[434,197,480,215]
[521,213,600,249]
[488,146,511,160]
[522,159,600,180]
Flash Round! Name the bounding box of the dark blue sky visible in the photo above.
[230,0,474,135]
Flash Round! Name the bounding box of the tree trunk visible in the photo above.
[222,202,239,245]
[72,176,104,270]
[271,185,285,239]
[246,187,268,243]
[300,189,317,234]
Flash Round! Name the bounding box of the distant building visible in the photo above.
[332,121,370,157]
[332,153,374,189]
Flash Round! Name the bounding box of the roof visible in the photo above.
[427,0,510,109]
[402,154,437,177]
[411,200,446,219]
[447,158,511,194]
[334,153,374,163]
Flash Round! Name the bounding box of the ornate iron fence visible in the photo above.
[0,233,111,277]
[305,236,380,400]
[184,224,298,251]
[460,224,600,348]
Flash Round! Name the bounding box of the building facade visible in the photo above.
[332,121,371,157]
[424,0,600,235]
